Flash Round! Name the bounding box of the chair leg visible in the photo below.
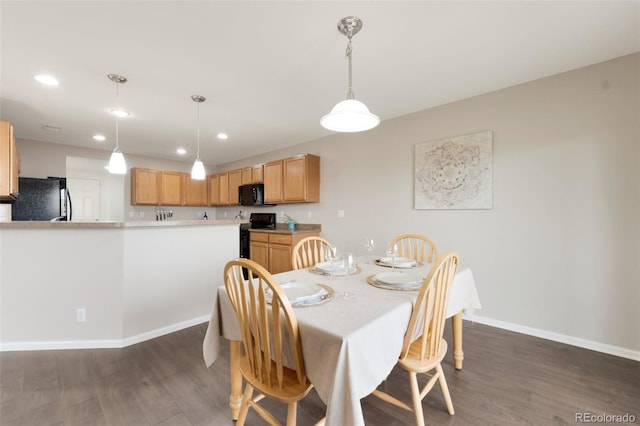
[435,363,455,415]
[286,401,298,426]
[236,384,253,426]
[409,371,425,426]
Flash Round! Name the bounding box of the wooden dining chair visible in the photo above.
[371,252,459,426]
[388,234,439,264]
[224,258,324,426]
[291,236,334,270]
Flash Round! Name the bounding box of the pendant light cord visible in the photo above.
[196,101,201,160]
[346,38,355,100]
[114,82,120,152]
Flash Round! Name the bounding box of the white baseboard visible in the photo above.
[2,313,638,362]
[0,315,211,352]
[466,314,640,362]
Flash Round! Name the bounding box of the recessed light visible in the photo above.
[93,134,106,142]
[34,74,59,86]
[217,133,228,140]
[176,148,186,155]
[110,108,130,118]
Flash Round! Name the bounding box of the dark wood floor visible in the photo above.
[1,321,638,426]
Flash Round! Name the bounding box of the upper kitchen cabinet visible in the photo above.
[252,164,264,183]
[0,121,20,201]
[209,172,230,206]
[160,171,184,205]
[131,167,161,205]
[283,154,320,202]
[131,168,202,206]
[241,167,252,185]
[264,160,283,203]
[184,175,208,206]
[264,154,320,204]
[228,169,241,205]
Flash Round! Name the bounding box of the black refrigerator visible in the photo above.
[12,177,72,221]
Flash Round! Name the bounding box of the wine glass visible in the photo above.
[364,237,376,264]
[341,252,355,298]
[385,244,399,271]
[324,246,338,280]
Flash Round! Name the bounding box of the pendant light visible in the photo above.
[321,16,380,133]
[190,95,206,180]
[107,73,128,174]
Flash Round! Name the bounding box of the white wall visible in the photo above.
[10,54,639,357]
[216,54,640,356]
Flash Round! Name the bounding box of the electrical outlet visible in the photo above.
[76,308,86,322]
[129,211,134,218]
[139,211,145,218]
[307,210,312,219]
[338,210,345,218]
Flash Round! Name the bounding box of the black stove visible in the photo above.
[239,213,276,259]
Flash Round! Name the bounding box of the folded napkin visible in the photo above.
[373,272,423,288]
[376,256,417,268]
[267,282,327,305]
[314,260,356,275]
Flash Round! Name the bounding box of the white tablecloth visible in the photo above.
[203,259,481,426]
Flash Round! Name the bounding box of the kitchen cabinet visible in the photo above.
[241,167,252,185]
[283,154,320,202]
[208,172,230,206]
[264,154,320,204]
[184,175,208,206]
[249,230,320,274]
[0,121,19,201]
[131,168,161,205]
[252,164,264,183]
[208,174,220,205]
[263,160,283,203]
[228,169,241,205]
[160,171,184,205]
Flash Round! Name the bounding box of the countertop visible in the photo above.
[248,223,321,234]
[0,219,248,229]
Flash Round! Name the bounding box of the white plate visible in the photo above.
[373,272,423,287]
[314,261,357,275]
[376,257,417,268]
[267,282,327,304]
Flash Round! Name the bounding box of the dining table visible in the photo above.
[203,256,481,426]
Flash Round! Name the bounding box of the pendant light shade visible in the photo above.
[321,99,379,132]
[191,159,206,180]
[107,73,127,175]
[190,95,206,180]
[108,150,127,174]
[321,17,379,133]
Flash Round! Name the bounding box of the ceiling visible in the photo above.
[1,1,638,167]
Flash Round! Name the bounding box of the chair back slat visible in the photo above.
[224,258,307,388]
[389,234,439,264]
[401,252,459,361]
[292,236,334,270]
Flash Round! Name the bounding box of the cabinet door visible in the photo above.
[228,169,241,205]
[131,168,161,205]
[161,171,184,205]
[250,241,269,270]
[252,164,264,183]
[263,160,283,203]
[241,167,253,185]
[269,244,292,274]
[0,121,19,200]
[208,174,220,206]
[219,172,229,205]
[184,175,208,206]
[283,154,320,203]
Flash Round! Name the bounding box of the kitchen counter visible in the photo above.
[0,219,241,350]
[249,223,321,234]
[0,219,248,229]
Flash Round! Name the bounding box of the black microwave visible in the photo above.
[239,183,274,206]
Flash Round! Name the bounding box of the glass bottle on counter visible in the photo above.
[203,211,208,220]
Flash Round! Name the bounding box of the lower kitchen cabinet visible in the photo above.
[249,230,320,274]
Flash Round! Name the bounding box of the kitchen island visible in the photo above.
[0,220,245,350]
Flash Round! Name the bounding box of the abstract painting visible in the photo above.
[414,130,492,209]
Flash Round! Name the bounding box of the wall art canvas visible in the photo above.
[414,130,492,209]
